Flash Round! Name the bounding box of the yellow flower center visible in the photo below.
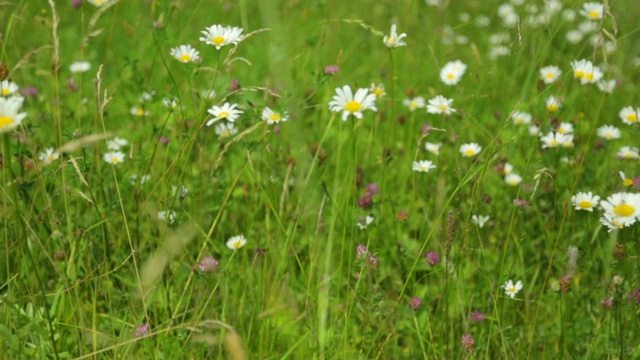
[1,88,9,96]
[508,180,517,185]
[447,73,454,80]
[545,73,555,79]
[47,154,56,161]
[420,165,427,171]
[221,130,230,137]
[574,70,584,78]
[269,113,281,122]
[233,241,242,249]
[548,104,559,112]
[111,157,120,163]
[438,105,447,111]
[386,37,396,45]
[465,149,476,156]
[217,111,230,119]
[588,10,599,18]
[136,108,145,116]
[584,73,594,81]
[578,200,592,209]
[179,54,192,62]
[623,178,633,187]
[373,88,384,97]
[558,128,566,134]
[626,114,637,122]
[508,287,516,293]
[344,101,362,113]
[613,203,634,217]
[624,152,633,158]
[212,36,225,46]
[605,133,613,139]
[0,115,14,128]
[409,101,417,109]
[549,140,559,147]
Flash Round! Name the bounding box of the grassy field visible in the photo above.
[1,0,639,358]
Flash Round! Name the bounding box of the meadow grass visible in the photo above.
[1,0,639,358]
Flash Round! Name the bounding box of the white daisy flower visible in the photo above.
[599,212,627,232]
[580,2,604,20]
[206,102,243,125]
[426,95,456,115]
[600,192,640,226]
[370,83,386,98]
[214,123,238,138]
[502,162,514,175]
[596,79,616,93]
[459,143,482,157]
[0,96,27,134]
[157,210,176,224]
[87,0,111,6]
[328,85,377,121]
[69,61,91,73]
[596,125,621,140]
[505,173,522,186]
[0,80,19,97]
[528,125,541,136]
[199,25,244,50]
[425,142,443,155]
[412,160,436,173]
[107,137,128,150]
[539,65,562,84]
[571,192,600,211]
[511,111,532,125]
[39,148,59,165]
[130,106,148,117]
[403,96,426,111]
[502,279,523,298]
[103,151,125,165]
[619,171,634,187]
[618,106,639,125]
[170,45,201,63]
[439,60,467,86]
[566,30,584,44]
[383,24,407,48]
[546,96,562,112]
[162,97,180,111]
[356,215,375,230]
[540,131,569,148]
[616,146,640,159]
[262,107,289,124]
[557,122,573,134]
[226,234,247,250]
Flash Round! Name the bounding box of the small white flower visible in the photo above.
[566,30,584,44]
[540,131,569,149]
[503,279,523,298]
[39,148,59,165]
[403,97,426,111]
[596,79,616,93]
[528,125,541,136]
[0,80,19,97]
[511,111,532,125]
[226,234,247,250]
[356,215,374,230]
[439,60,467,86]
[129,174,151,185]
[206,102,243,125]
[571,192,600,212]
[539,65,562,84]
[261,107,289,124]
[157,210,176,224]
[162,97,181,111]
[0,96,27,134]
[425,142,443,156]
[426,95,456,115]
[103,151,125,165]
[214,123,238,138]
[369,83,386,98]
[328,85,377,121]
[580,2,604,20]
[383,24,407,48]
[618,106,639,125]
[596,125,621,140]
[620,171,634,187]
[87,0,111,6]
[170,45,201,63]
[557,122,573,134]
[70,61,91,73]
[107,137,128,150]
[505,173,522,186]
[546,96,562,112]
[130,106,148,117]
[412,160,436,173]
[199,25,244,50]
[471,214,490,228]
[459,143,482,157]
[616,147,640,159]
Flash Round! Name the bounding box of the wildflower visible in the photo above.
[557,122,573,134]
[383,24,407,48]
[408,297,422,310]
[162,97,180,111]
[403,96,425,111]
[514,198,528,208]
[130,106,148,117]
[328,85,377,121]
[261,107,289,124]
[19,87,38,98]
[426,95,456,115]
[469,310,486,322]
[600,192,640,226]
[618,106,638,125]
[620,171,634,187]
[511,111,532,125]
[369,83,385,98]
[580,2,604,20]
[0,80,19,97]
[200,89,217,100]
[505,173,522,186]
[601,296,613,310]
[356,215,374,230]
[546,96,562,112]
[459,143,482,157]
[170,45,201,63]
[439,60,467,86]
[199,25,244,50]
[366,183,380,195]
[540,65,562,84]
[214,123,237,138]
[39,148,59,165]
[157,210,176,224]
[566,30,584,44]
[357,191,374,209]
[198,256,219,272]
[366,254,379,268]
[412,160,436,173]
[599,212,626,232]
[616,146,639,159]
[597,79,616,93]
[103,151,125,165]
[324,65,340,75]
[69,61,91,73]
[0,96,27,134]
[171,185,189,199]
[597,125,621,140]
[503,279,523,298]
[461,334,476,354]
[528,125,541,136]
[356,244,368,260]
[129,174,150,185]
[628,289,640,305]
[206,102,243,125]
[134,323,150,338]
[107,137,128,150]
[226,234,247,250]
[425,251,440,266]
[571,192,600,211]
[570,59,593,80]
[425,142,442,155]
[471,214,489,228]
[397,209,409,221]
[540,131,568,148]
